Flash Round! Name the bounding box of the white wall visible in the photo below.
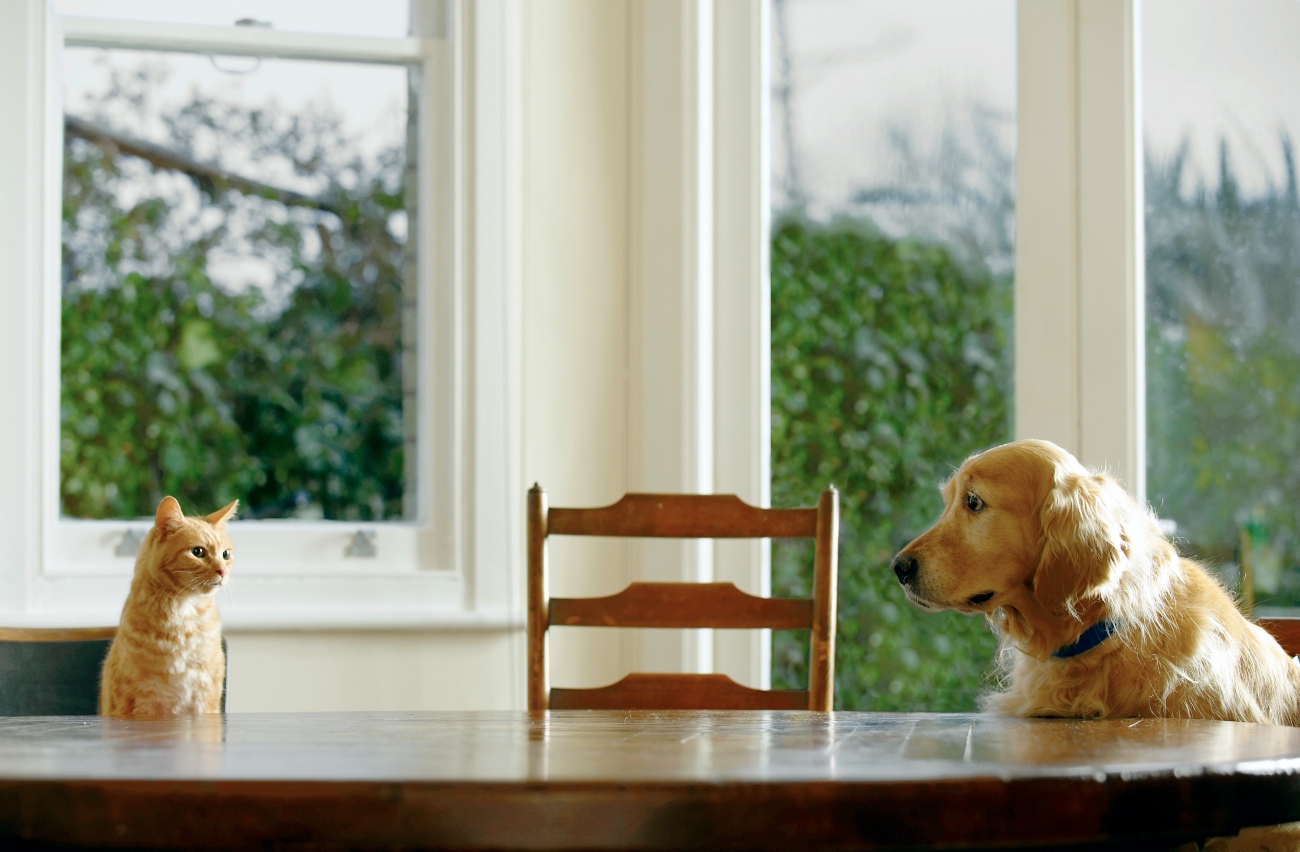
[226,0,635,710]
[520,0,635,691]
[227,631,517,711]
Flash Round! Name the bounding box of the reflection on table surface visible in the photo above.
[1,711,1298,783]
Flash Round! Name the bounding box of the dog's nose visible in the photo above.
[891,552,919,585]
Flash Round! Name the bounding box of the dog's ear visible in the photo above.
[1032,469,1129,616]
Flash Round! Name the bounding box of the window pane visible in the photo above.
[769,0,1014,709]
[54,0,411,40]
[61,47,415,521]
[1144,0,1300,611]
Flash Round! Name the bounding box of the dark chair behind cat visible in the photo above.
[0,627,226,715]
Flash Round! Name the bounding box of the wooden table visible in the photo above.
[2,711,1300,851]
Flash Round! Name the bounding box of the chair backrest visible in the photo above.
[0,627,228,715]
[1257,618,1300,657]
[528,487,839,712]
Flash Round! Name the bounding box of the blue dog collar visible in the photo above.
[1052,620,1119,659]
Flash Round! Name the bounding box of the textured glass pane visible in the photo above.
[55,0,411,40]
[769,0,1014,709]
[61,47,414,521]
[1144,0,1300,611]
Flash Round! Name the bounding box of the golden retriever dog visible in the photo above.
[892,439,1300,850]
[891,438,1300,723]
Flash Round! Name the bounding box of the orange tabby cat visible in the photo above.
[99,496,237,716]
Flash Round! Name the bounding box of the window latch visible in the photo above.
[345,530,377,558]
[115,529,145,558]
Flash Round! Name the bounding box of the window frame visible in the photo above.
[1014,0,1145,496]
[0,0,522,630]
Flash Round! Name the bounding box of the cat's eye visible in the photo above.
[966,492,985,513]
[191,546,206,558]
[221,550,230,560]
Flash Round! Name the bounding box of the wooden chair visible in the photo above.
[528,485,838,712]
[1257,618,1300,656]
[0,627,228,715]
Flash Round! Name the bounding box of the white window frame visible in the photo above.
[1015,0,1145,496]
[621,0,772,689]
[0,0,522,630]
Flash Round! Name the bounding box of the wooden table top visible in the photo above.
[2,711,1300,851]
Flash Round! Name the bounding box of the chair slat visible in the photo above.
[0,627,117,642]
[527,483,839,712]
[548,493,817,539]
[549,582,812,629]
[1258,618,1300,657]
[808,487,839,712]
[549,673,810,711]
[527,488,549,714]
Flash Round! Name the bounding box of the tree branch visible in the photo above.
[64,114,339,215]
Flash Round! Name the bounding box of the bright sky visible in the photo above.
[56,2,414,297]
[57,0,412,184]
[772,0,1015,215]
[1144,0,1300,195]
[776,0,1300,212]
[62,48,408,189]
[57,1,1300,210]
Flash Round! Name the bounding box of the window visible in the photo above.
[0,0,520,628]
[61,42,415,526]
[768,0,1015,710]
[1143,0,1300,613]
[52,5,430,597]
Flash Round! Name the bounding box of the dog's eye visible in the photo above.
[966,492,985,513]
[191,546,206,558]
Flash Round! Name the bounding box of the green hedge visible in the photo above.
[769,216,1011,710]
[60,105,407,521]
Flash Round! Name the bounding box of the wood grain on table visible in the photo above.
[0,711,1298,850]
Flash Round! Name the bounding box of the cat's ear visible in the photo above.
[205,499,239,528]
[154,496,185,533]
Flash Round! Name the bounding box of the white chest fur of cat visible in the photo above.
[99,496,237,716]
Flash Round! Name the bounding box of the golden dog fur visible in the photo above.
[893,438,1300,725]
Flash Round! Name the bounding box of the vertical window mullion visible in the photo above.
[1015,0,1143,495]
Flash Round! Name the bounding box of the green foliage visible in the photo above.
[62,269,264,517]
[769,216,1011,710]
[1146,140,1300,602]
[60,77,407,520]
